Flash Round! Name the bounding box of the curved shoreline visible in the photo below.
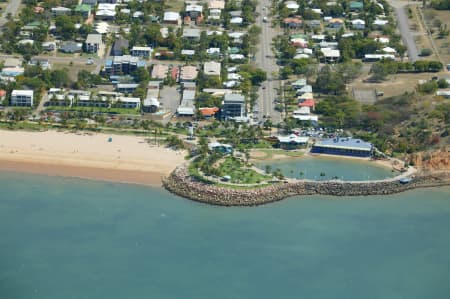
[163,165,450,206]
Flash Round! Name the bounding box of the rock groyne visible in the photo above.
[163,166,450,206]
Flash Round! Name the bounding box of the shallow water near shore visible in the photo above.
[256,155,397,181]
[1,171,450,299]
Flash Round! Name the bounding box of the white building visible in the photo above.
[115,97,141,109]
[11,90,33,106]
[204,61,221,76]
[131,46,152,57]
[293,107,318,121]
[85,34,103,53]
[163,11,181,25]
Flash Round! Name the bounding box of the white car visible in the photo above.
[86,58,94,65]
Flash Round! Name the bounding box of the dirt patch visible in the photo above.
[350,72,440,98]
[422,8,450,64]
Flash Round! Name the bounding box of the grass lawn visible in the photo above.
[217,157,270,184]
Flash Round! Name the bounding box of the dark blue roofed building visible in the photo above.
[311,137,373,157]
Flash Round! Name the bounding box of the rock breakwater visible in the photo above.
[162,166,450,206]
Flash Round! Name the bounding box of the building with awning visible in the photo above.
[276,134,309,150]
[311,137,373,157]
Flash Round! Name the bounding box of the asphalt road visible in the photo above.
[0,0,21,27]
[386,0,419,62]
[255,0,282,124]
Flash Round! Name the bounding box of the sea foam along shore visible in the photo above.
[163,165,450,206]
[0,129,186,186]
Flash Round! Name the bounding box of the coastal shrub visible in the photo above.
[420,48,432,57]
[165,135,185,150]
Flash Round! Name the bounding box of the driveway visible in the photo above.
[159,85,180,121]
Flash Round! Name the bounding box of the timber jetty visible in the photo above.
[163,166,450,206]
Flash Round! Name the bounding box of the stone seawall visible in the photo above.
[162,166,450,206]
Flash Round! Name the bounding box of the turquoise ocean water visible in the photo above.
[0,171,449,299]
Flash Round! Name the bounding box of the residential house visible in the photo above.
[177,89,196,116]
[382,47,397,54]
[51,6,71,16]
[285,1,300,11]
[222,93,245,119]
[351,19,365,30]
[298,99,315,110]
[96,3,117,20]
[349,1,364,11]
[163,11,181,25]
[373,19,389,28]
[308,20,322,29]
[94,22,109,34]
[208,0,225,18]
[208,8,222,20]
[48,88,71,106]
[436,90,450,98]
[28,58,51,70]
[67,90,92,106]
[74,4,91,17]
[114,96,140,109]
[82,0,97,5]
[180,65,198,81]
[292,107,318,122]
[183,28,201,41]
[11,90,33,106]
[131,46,152,58]
[199,107,219,118]
[321,48,341,62]
[230,17,243,25]
[85,34,103,54]
[143,97,160,113]
[328,18,344,28]
[181,49,196,57]
[204,61,221,76]
[185,4,203,18]
[59,41,82,53]
[229,54,245,61]
[283,17,303,29]
[116,83,139,94]
[42,41,56,52]
[111,38,129,56]
[151,64,169,79]
[228,32,245,43]
[363,54,395,61]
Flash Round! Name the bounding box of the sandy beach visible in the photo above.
[0,130,186,186]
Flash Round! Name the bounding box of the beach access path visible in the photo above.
[0,130,186,186]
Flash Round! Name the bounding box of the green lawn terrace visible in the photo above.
[190,155,272,186]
